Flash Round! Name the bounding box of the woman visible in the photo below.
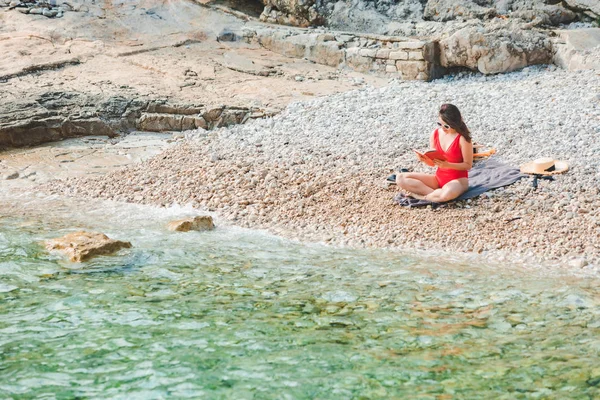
[396,104,473,202]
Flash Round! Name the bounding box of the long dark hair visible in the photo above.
[440,103,471,142]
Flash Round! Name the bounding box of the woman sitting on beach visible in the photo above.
[396,103,473,202]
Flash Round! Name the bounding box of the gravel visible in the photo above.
[42,66,600,269]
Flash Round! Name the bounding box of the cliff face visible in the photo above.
[259,0,598,34]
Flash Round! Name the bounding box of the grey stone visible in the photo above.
[42,8,58,17]
[217,30,237,42]
[4,171,19,180]
[439,26,552,75]
[563,0,600,18]
[553,29,600,71]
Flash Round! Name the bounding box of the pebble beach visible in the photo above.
[43,66,600,270]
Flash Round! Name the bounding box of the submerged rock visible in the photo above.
[168,216,215,232]
[45,231,132,262]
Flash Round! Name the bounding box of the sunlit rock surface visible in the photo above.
[45,231,132,262]
[168,216,216,232]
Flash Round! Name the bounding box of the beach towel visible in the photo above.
[394,159,525,208]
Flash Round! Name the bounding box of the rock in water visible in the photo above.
[45,231,132,262]
[168,216,215,232]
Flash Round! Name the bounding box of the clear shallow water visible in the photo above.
[1,193,599,399]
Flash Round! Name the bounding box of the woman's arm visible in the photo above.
[433,136,473,170]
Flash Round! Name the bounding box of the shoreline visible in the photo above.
[2,181,598,279]
[39,66,600,271]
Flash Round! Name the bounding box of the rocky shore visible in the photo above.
[42,66,600,270]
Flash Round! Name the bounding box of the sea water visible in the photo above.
[0,192,599,399]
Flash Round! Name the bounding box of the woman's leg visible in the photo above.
[424,178,468,203]
[396,172,439,196]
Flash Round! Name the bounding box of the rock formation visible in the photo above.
[45,231,132,262]
[252,0,599,77]
[438,24,553,74]
[0,93,259,149]
[259,0,598,32]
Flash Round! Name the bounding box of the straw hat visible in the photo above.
[520,157,569,175]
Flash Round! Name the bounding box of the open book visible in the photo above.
[413,149,446,167]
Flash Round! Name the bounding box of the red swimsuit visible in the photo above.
[433,128,468,187]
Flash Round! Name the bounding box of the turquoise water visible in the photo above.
[1,194,599,399]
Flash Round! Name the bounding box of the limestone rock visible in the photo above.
[424,0,495,22]
[63,118,116,137]
[137,113,183,132]
[257,30,313,59]
[215,110,247,128]
[3,171,19,180]
[344,48,372,73]
[439,26,552,74]
[260,0,322,27]
[217,29,237,42]
[511,4,577,26]
[182,115,207,130]
[0,92,136,148]
[45,231,132,262]
[203,107,224,122]
[307,41,344,67]
[0,117,116,148]
[256,0,593,34]
[260,0,425,32]
[146,103,204,116]
[396,60,433,80]
[42,8,57,17]
[563,0,600,18]
[553,28,600,71]
[168,216,215,232]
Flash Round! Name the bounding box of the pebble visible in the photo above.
[4,171,19,180]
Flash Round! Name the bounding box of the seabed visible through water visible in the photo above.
[0,189,599,398]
